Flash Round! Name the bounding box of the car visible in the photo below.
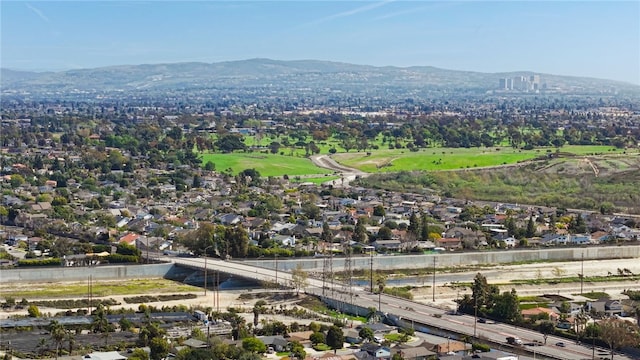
[555,342,566,347]
[477,318,486,323]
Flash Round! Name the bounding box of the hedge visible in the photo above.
[18,258,62,267]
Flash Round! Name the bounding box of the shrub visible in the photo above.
[472,343,490,352]
[18,258,62,267]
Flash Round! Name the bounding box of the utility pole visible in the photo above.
[216,270,220,313]
[581,252,584,295]
[473,294,478,339]
[370,249,374,293]
[344,239,353,310]
[204,245,213,296]
[432,257,436,302]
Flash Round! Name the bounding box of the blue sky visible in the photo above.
[2,1,639,84]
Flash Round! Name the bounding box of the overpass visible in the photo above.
[172,256,629,360]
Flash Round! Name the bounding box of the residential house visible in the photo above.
[436,238,462,250]
[344,328,363,345]
[393,345,436,360]
[182,338,208,349]
[587,299,624,317]
[502,237,518,248]
[590,231,610,243]
[287,330,313,345]
[520,307,560,322]
[444,227,486,248]
[219,213,243,225]
[272,234,296,247]
[257,335,289,352]
[540,233,570,246]
[357,323,394,336]
[371,239,402,252]
[355,344,391,360]
[80,351,127,360]
[119,233,140,247]
[571,234,592,245]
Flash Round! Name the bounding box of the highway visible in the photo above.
[171,256,629,360]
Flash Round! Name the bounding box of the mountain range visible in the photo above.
[2,58,638,97]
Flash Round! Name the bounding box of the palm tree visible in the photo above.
[37,337,48,356]
[91,304,113,347]
[48,320,66,359]
[376,274,386,313]
[66,329,76,355]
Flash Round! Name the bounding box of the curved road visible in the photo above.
[310,155,369,187]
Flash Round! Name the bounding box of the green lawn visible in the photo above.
[1,279,199,299]
[333,146,631,173]
[333,147,538,172]
[290,176,340,185]
[200,145,633,177]
[200,153,331,177]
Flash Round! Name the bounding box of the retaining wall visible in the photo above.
[2,245,638,283]
[241,245,640,271]
[0,263,174,283]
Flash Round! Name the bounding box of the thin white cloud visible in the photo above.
[305,0,394,27]
[25,3,50,23]
[373,2,459,21]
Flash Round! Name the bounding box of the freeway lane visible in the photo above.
[171,257,629,360]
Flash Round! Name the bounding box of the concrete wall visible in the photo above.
[2,245,638,283]
[240,245,640,271]
[1,263,174,283]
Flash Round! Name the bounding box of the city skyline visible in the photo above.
[1,1,639,85]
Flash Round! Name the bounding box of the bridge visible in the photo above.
[172,256,627,360]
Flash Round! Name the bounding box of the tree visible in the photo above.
[471,273,499,316]
[569,214,587,234]
[599,318,640,360]
[321,222,333,243]
[310,331,325,345]
[10,174,25,188]
[119,317,133,331]
[373,205,385,217]
[326,325,345,354]
[377,226,393,240]
[358,327,375,342]
[215,134,247,153]
[539,321,555,344]
[204,160,216,171]
[525,217,536,238]
[491,289,521,324]
[408,212,420,237]
[48,320,66,359]
[290,263,309,296]
[27,304,41,317]
[128,349,150,360]
[92,304,113,346]
[242,337,267,354]
[376,274,386,312]
[600,202,615,215]
[138,319,165,347]
[269,141,281,154]
[353,219,368,243]
[289,340,306,360]
[150,337,170,360]
[253,300,266,327]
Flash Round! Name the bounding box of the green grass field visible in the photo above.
[200,143,633,177]
[290,176,340,185]
[332,147,537,172]
[200,153,332,177]
[1,279,199,299]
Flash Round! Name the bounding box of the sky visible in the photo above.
[1,1,639,84]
